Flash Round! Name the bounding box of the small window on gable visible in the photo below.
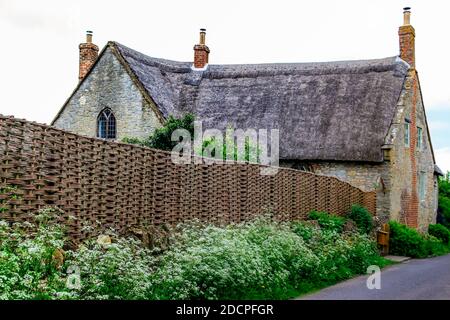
[404,119,411,147]
[417,127,423,150]
[97,108,116,139]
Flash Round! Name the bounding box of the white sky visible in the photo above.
[0,0,449,171]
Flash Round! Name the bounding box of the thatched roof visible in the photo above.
[113,42,409,162]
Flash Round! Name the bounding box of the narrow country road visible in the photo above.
[299,254,450,300]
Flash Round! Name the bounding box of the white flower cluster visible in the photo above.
[0,209,383,300]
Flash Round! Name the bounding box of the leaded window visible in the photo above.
[417,127,423,150]
[97,108,116,139]
[404,119,411,147]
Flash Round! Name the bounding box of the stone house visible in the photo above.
[52,8,443,231]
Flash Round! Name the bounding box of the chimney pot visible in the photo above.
[403,7,411,25]
[199,28,206,45]
[86,30,93,43]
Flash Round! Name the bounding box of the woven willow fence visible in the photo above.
[0,115,376,241]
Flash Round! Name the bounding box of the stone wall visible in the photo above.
[386,70,437,231]
[53,47,162,140]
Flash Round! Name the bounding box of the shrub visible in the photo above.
[0,208,71,299]
[0,209,388,300]
[438,173,450,227]
[389,221,450,258]
[198,127,261,163]
[423,234,449,257]
[308,211,347,233]
[0,209,155,300]
[123,114,195,151]
[428,224,450,244]
[438,195,450,227]
[389,221,428,258]
[148,219,320,300]
[292,224,386,284]
[67,236,155,300]
[149,217,386,300]
[347,205,373,234]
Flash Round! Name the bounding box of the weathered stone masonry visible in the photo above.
[54,47,162,140]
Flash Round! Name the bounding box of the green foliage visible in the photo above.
[197,127,261,163]
[347,205,373,234]
[388,222,427,258]
[438,172,450,226]
[123,116,261,163]
[0,210,388,300]
[290,221,389,286]
[389,221,450,258]
[308,211,347,233]
[121,137,146,146]
[150,218,386,299]
[123,113,195,151]
[67,236,155,299]
[428,224,450,244]
[0,209,155,300]
[0,208,69,299]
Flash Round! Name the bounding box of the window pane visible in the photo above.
[98,116,107,138]
[97,108,116,139]
[417,127,423,149]
[404,122,410,147]
[107,115,116,139]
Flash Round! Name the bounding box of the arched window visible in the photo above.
[97,108,116,139]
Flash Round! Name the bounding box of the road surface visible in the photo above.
[299,254,450,300]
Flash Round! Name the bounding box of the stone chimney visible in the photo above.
[193,28,210,69]
[79,31,99,81]
[399,7,415,68]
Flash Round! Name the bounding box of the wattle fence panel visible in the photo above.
[0,115,376,241]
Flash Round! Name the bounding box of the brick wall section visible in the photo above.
[406,75,419,228]
[193,44,209,69]
[79,42,99,81]
[399,25,415,68]
[0,115,375,242]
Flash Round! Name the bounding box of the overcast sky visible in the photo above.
[0,0,449,172]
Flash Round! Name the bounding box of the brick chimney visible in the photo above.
[399,7,415,68]
[193,28,210,69]
[79,31,99,81]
